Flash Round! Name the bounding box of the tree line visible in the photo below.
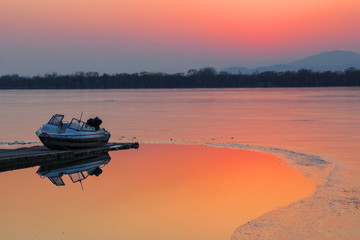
[1,67,360,89]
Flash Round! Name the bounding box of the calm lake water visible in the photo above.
[1,88,359,148]
[0,87,360,239]
[0,144,314,240]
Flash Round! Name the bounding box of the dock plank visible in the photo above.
[0,142,139,172]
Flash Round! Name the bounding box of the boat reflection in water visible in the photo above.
[36,152,111,187]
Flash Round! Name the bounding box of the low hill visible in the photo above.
[222,50,360,74]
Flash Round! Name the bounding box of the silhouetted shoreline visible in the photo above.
[1,67,360,89]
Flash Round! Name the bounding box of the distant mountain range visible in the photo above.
[222,50,360,74]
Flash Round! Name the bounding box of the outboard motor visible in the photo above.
[86,117,103,130]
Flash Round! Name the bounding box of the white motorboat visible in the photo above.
[36,114,111,150]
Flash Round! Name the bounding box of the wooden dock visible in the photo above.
[0,142,139,173]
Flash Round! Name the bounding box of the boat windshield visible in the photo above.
[48,114,64,126]
[68,118,84,130]
[49,176,65,186]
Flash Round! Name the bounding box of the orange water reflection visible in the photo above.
[0,144,314,240]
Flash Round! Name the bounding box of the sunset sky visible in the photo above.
[1,0,359,76]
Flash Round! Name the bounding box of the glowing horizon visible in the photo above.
[0,0,359,75]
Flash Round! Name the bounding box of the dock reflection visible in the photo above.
[0,143,139,187]
[37,152,111,186]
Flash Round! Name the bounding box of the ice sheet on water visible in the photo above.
[206,143,330,168]
[292,119,315,122]
[0,140,39,146]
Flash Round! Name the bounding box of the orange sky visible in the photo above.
[0,0,359,75]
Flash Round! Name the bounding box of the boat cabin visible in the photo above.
[47,114,97,132]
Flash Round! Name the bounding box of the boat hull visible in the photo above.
[38,132,111,150]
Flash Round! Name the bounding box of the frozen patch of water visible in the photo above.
[205,143,329,167]
[0,140,39,146]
